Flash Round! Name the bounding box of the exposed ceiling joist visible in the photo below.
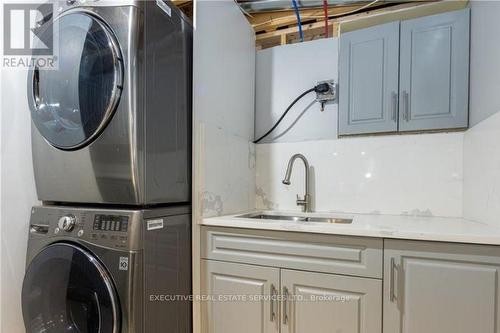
[172,0,193,19]
[253,1,438,50]
[237,0,384,13]
[250,3,389,33]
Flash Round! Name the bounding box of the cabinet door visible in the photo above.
[399,9,470,131]
[384,240,500,333]
[339,21,400,135]
[281,269,382,333]
[201,260,280,333]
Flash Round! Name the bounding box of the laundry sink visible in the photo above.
[237,213,353,224]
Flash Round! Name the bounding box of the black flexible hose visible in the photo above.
[253,87,316,144]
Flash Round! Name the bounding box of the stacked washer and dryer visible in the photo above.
[22,1,193,332]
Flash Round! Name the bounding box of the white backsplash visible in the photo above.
[463,111,500,226]
[256,133,464,217]
[197,122,256,218]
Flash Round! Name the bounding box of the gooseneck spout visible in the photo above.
[282,154,311,212]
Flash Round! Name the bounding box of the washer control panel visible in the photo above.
[30,207,140,251]
[93,215,129,232]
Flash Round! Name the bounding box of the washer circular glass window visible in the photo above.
[22,243,120,333]
[29,12,123,150]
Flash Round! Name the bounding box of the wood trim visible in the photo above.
[256,20,338,50]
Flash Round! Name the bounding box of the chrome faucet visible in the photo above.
[282,154,311,213]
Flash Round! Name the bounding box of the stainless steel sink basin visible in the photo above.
[237,213,353,224]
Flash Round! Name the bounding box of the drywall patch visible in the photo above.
[203,191,224,216]
[256,186,278,210]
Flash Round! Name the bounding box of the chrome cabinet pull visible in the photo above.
[390,258,399,302]
[283,287,290,325]
[403,90,410,121]
[391,92,398,121]
[270,284,277,322]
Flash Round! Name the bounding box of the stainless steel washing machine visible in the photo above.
[28,1,192,205]
[22,205,192,333]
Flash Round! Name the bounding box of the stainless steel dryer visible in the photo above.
[22,205,192,333]
[29,1,192,205]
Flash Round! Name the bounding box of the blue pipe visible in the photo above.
[291,0,304,42]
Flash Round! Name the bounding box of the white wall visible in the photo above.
[0,68,38,332]
[194,0,255,140]
[255,38,338,143]
[462,0,500,226]
[463,111,500,225]
[256,133,464,217]
[193,0,256,218]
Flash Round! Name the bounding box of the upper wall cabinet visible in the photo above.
[339,21,400,135]
[339,9,470,136]
[399,9,470,132]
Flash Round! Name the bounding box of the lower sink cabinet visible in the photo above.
[383,240,500,333]
[281,269,382,333]
[201,260,280,333]
[202,259,382,333]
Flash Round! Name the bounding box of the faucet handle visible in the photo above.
[296,194,310,212]
[296,194,306,207]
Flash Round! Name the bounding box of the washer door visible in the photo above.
[22,243,120,333]
[29,12,123,150]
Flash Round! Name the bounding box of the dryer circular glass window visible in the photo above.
[22,243,120,333]
[29,12,123,150]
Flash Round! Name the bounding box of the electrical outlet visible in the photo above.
[316,79,337,111]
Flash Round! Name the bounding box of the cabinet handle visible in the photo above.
[270,284,277,322]
[403,90,410,121]
[391,92,398,122]
[390,258,399,302]
[283,286,290,325]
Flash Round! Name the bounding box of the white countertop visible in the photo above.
[202,211,500,246]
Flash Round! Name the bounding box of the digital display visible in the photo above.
[93,215,129,232]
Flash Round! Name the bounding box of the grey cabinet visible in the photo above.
[384,239,500,333]
[201,227,384,333]
[201,260,280,333]
[281,269,382,333]
[399,9,470,131]
[201,226,383,278]
[339,21,400,135]
[339,9,470,136]
[202,260,382,333]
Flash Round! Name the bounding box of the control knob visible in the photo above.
[58,215,76,232]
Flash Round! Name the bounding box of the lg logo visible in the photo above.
[119,257,129,271]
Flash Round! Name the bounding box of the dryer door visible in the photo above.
[29,12,123,150]
[22,243,120,333]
